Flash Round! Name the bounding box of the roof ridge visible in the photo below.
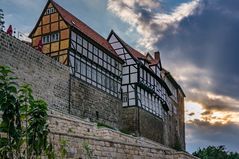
[51,0,108,43]
[111,31,146,59]
[50,0,122,61]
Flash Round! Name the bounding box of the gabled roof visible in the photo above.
[149,59,160,66]
[108,30,172,96]
[146,53,154,61]
[147,52,161,67]
[108,30,162,66]
[124,43,147,60]
[108,30,148,60]
[29,0,123,62]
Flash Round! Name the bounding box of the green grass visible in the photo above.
[97,122,115,130]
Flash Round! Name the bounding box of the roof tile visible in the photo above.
[51,0,120,59]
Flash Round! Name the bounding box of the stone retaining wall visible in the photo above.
[70,76,122,128]
[48,110,198,159]
[0,31,70,113]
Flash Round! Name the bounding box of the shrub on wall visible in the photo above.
[0,66,55,159]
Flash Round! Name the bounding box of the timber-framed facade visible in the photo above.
[29,0,186,150]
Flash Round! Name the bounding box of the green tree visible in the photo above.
[0,66,55,159]
[192,145,239,159]
[0,66,21,158]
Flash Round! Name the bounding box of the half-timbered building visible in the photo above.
[29,0,186,150]
[29,0,124,98]
[108,31,173,118]
[108,31,185,148]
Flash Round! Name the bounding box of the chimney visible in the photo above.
[154,51,160,61]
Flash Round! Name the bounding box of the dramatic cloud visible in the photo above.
[107,0,202,50]
[158,0,239,99]
[108,0,239,152]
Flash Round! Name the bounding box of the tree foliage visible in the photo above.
[192,145,239,159]
[0,66,55,159]
[0,66,21,158]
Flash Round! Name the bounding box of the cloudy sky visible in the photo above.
[1,0,239,153]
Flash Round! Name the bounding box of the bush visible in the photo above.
[192,145,239,159]
[0,66,55,159]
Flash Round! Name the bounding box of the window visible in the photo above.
[102,74,106,88]
[69,54,75,68]
[83,39,87,48]
[109,57,112,65]
[137,87,165,118]
[106,76,109,89]
[99,58,102,65]
[51,8,55,14]
[88,43,93,52]
[77,44,82,53]
[93,55,98,63]
[129,99,135,106]
[122,74,129,84]
[42,32,59,44]
[80,61,86,76]
[94,47,98,56]
[130,65,137,73]
[51,32,59,42]
[69,32,121,97]
[87,64,92,79]
[88,51,93,60]
[71,31,76,41]
[98,50,102,58]
[71,41,76,49]
[122,93,128,103]
[75,60,80,73]
[83,48,87,57]
[42,35,50,44]
[130,73,137,83]
[77,35,82,44]
[45,8,56,15]
[97,70,102,84]
[123,66,129,74]
[92,68,96,82]
[104,54,108,62]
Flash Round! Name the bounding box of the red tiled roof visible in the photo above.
[113,32,159,65]
[149,59,159,65]
[146,53,159,66]
[124,43,146,60]
[111,31,147,60]
[110,31,161,66]
[125,43,162,66]
[126,43,161,67]
[47,0,121,61]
